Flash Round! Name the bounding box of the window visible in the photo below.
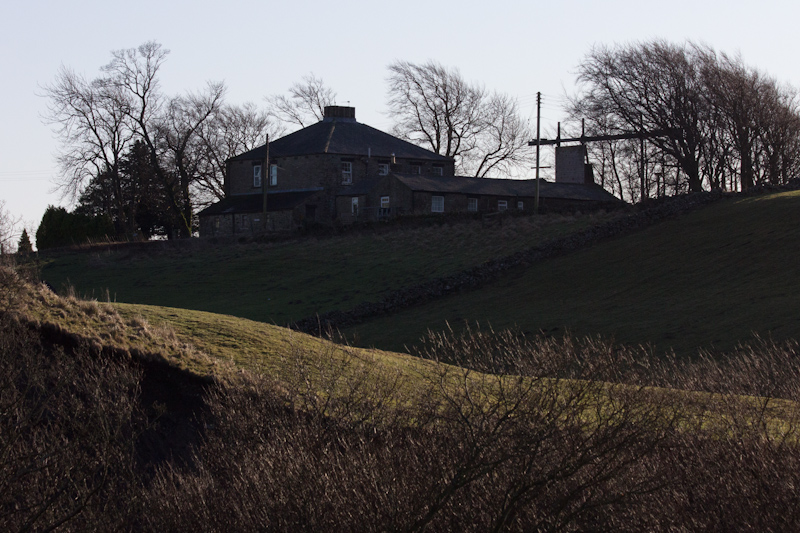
[378,162,390,176]
[253,165,262,187]
[517,200,524,210]
[351,197,359,216]
[411,163,422,175]
[380,196,391,218]
[431,195,444,213]
[432,165,443,176]
[498,200,508,211]
[342,161,353,184]
[269,164,278,186]
[468,198,478,212]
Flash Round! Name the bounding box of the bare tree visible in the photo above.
[99,42,190,235]
[570,40,800,197]
[160,82,226,227]
[45,42,238,238]
[99,42,231,237]
[194,102,284,203]
[266,73,336,129]
[387,60,483,168]
[759,87,800,185]
[42,67,135,234]
[386,60,530,177]
[0,201,21,255]
[572,41,711,193]
[471,93,532,178]
[699,50,768,191]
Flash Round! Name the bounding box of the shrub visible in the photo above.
[35,206,114,250]
[0,313,144,531]
[140,328,800,531]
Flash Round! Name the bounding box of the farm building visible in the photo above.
[198,106,619,236]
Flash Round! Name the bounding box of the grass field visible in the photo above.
[39,212,610,325]
[13,268,799,441]
[343,191,800,356]
[37,190,800,359]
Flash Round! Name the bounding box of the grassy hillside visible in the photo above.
[10,263,426,385]
[9,263,800,530]
[344,191,800,355]
[38,213,612,326]
[37,190,800,359]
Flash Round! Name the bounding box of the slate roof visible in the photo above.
[229,117,452,162]
[337,174,621,203]
[197,189,323,217]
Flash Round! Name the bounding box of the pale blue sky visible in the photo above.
[2,0,799,234]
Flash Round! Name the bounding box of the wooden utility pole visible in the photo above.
[262,135,270,231]
[639,113,646,203]
[534,92,541,215]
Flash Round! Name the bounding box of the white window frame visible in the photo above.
[498,200,508,211]
[431,165,443,176]
[517,201,524,210]
[342,161,353,184]
[411,164,422,175]
[351,196,359,215]
[269,164,278,186]
[467,198,478,212]
[253,165,262,188]
[431,195,444,213]
[381,196,390,209]
[378,163,390,176]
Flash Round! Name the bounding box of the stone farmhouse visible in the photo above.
[198,106,619,236]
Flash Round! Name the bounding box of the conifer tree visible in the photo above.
[17,229,33,255]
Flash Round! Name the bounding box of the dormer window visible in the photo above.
[378,162,390,176]
[342,161,353,184]
[432,165,443,176]
[253,165,262,188]
[410,163,422,175]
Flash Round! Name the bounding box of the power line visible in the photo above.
[0,170,56,182]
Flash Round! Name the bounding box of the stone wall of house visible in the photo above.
[345,175,416,222]
[226,155,336,196]
[199,209,297,237]
[229,153,453,225]
[199,214,235,237]
[228,153,455,200]
[409,191,513,215]
[227,160,265,196]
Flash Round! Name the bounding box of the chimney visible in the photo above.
[323,106,356,121]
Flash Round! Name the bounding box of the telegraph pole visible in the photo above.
[640,113,646,203]
[262,134,270,231]
[534,92,541,215]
